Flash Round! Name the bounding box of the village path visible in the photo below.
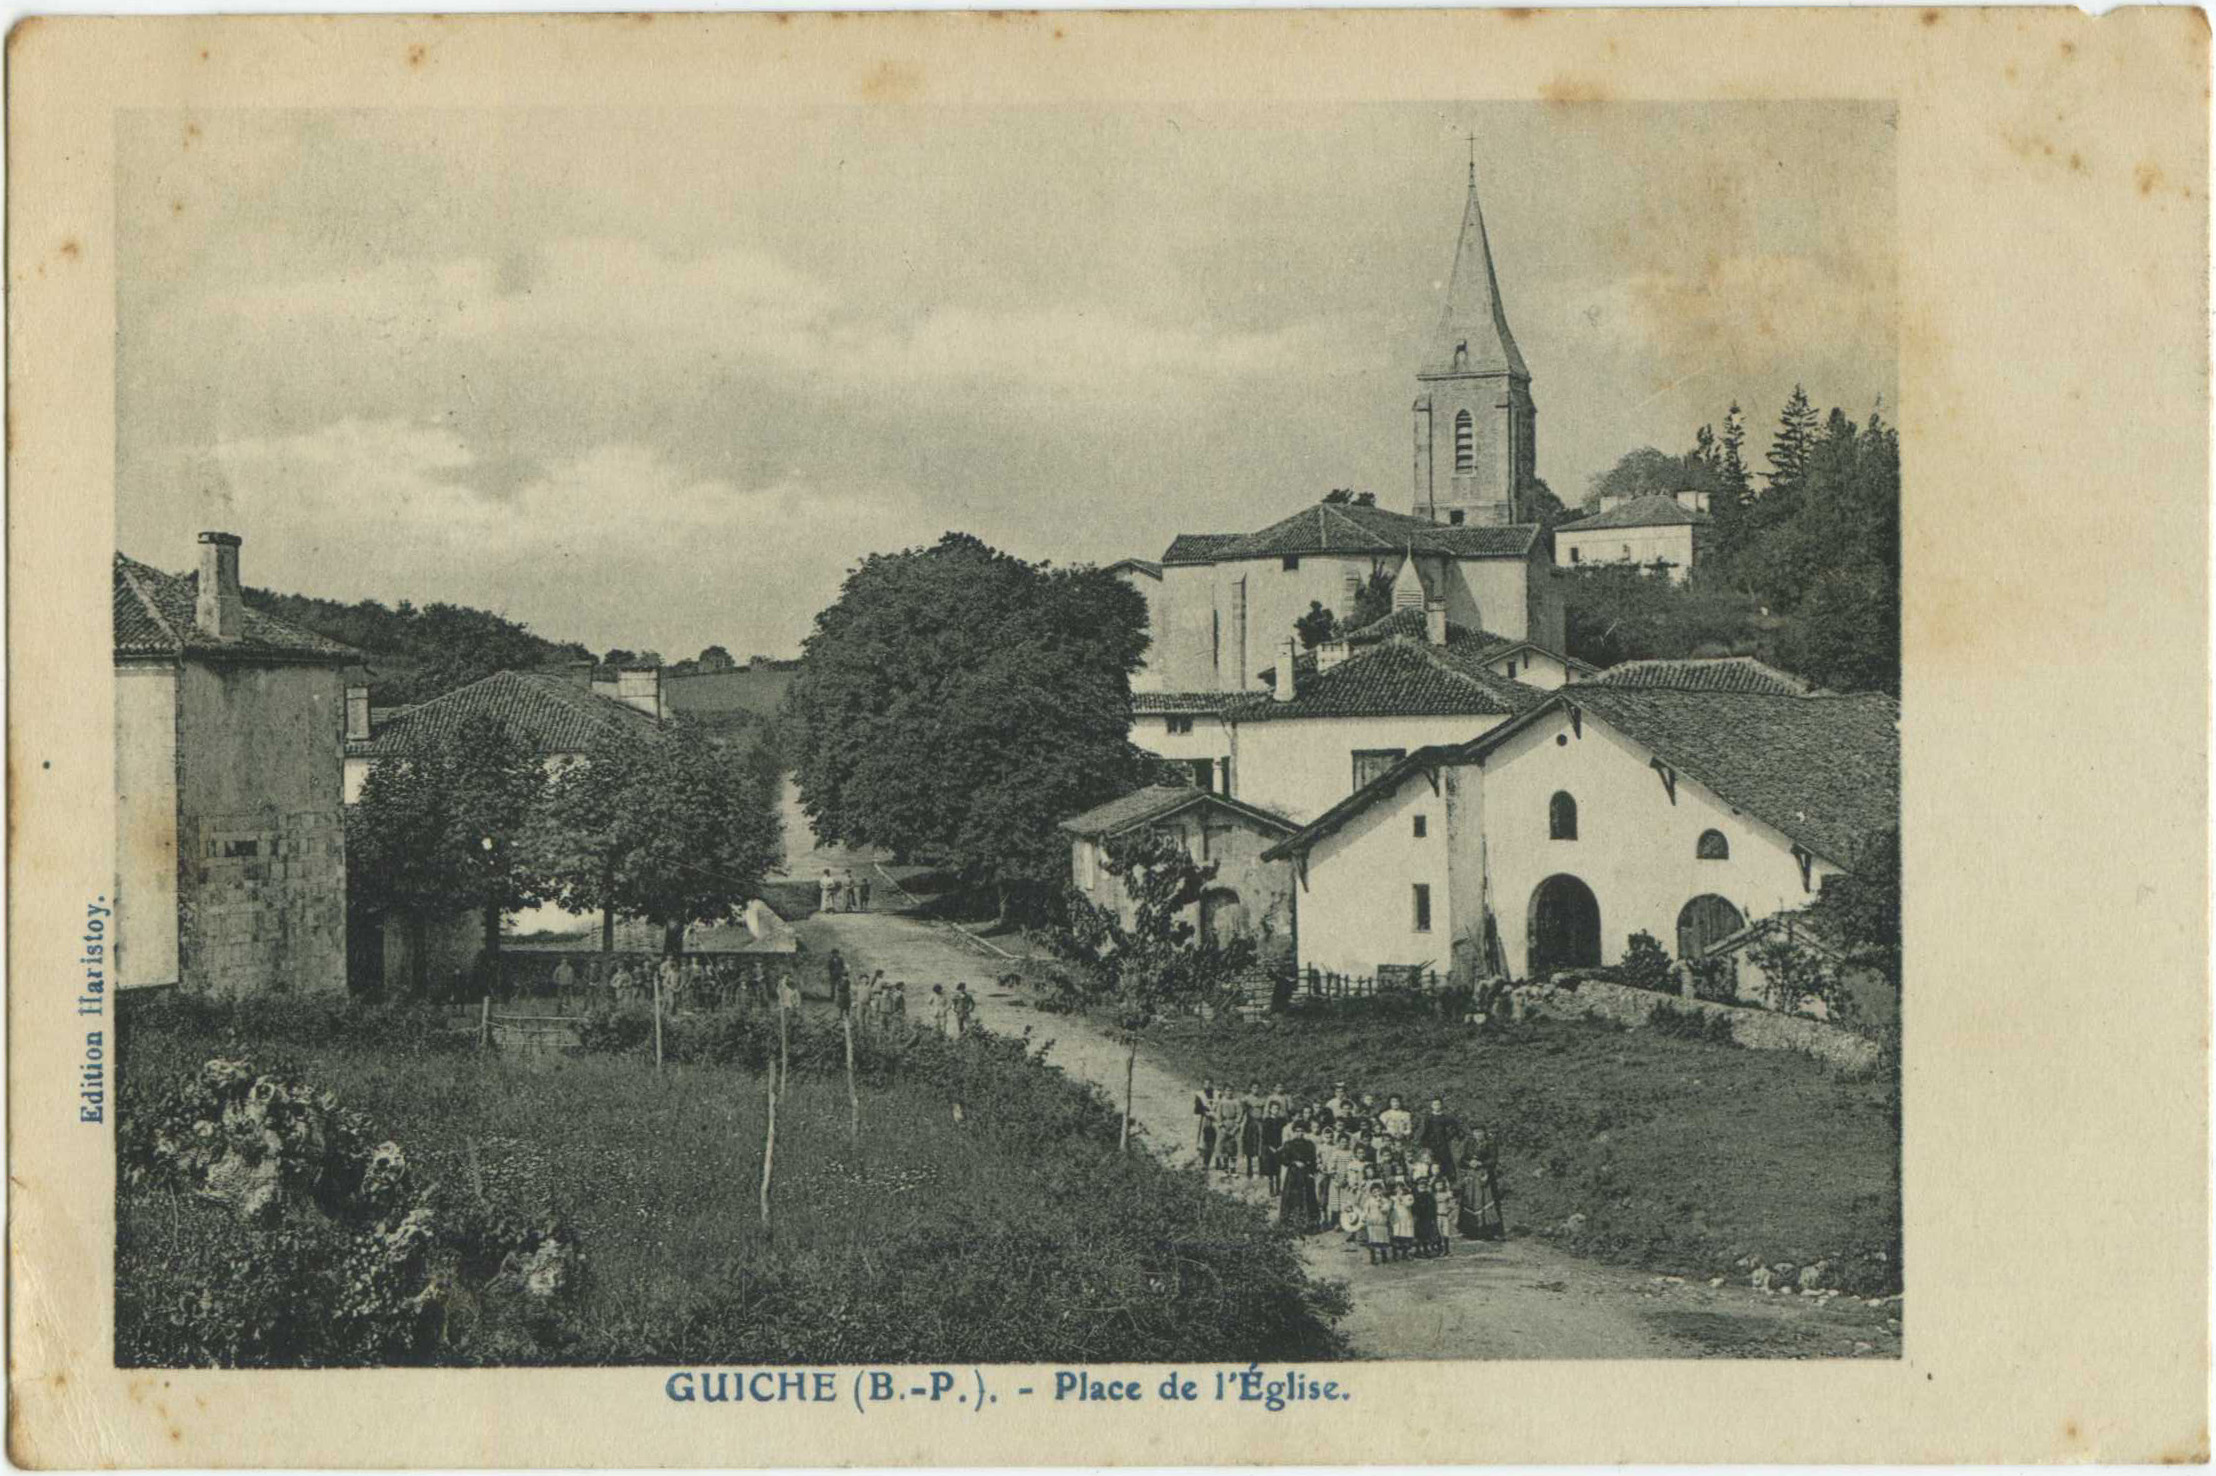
[800,903,1718,1360]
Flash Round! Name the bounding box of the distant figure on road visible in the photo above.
[928,984,950,1037]
[777,970,801,1014]
[552,958,576,1001]
[827,950,852,1014]
[856,874,873,912]
[1195,1082,1218,1166]
[952,981,976,1037]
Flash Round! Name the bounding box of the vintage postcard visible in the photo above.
[6,7,2207,1467]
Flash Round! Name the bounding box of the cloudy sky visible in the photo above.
[118,102,1896,660]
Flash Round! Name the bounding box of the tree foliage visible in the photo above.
[1048,829,1259,1025]
[1559,388,1899,694]
[784,532,1154,918]
[527,729,783,955]
[344,715,548,992]
[1811,826,1901,993]
[242,589,594,708]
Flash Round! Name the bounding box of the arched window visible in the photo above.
[1454,410,1475,472]
[1696,829,1730,860]
[1549,791,1578,840]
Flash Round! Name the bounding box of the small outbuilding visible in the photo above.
[1060,785,1298,960]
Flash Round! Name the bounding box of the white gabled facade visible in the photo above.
[1277,696,1870,984]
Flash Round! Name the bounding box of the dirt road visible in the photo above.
[799,904,1899,1360]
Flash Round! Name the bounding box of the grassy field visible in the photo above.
[1140,1013,1901,1296]
[117,993,1348,1367]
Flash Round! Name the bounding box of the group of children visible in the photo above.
[1193,1080,1505,1264]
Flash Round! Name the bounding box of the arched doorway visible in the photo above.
[1199,887,1248,949]
[1528,874,1601,977]
[1676,894,1746,961]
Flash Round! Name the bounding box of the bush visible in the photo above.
[1619,932,1675,994]
[117,1053,576,1367]
[1685,955,1738,1004]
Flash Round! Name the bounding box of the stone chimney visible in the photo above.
[1425,598,1450,647]
[1676,488,1710,515]
[344,685,372,743]
[1316,639,1351,673]
[194,531,244,641]
[1339,571,1363,622]
[615,666,664,720]
[560,658,596,689]
[1273,638,1297,703]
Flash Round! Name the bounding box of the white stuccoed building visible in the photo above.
[1261,681,1898,987]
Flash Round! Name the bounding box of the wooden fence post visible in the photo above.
[759,1065,777,1231]
[842,1006,861,1147]
[653,967,665,1076]
[478,995,491,1052]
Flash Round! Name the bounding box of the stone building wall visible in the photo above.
[175,662,349,996]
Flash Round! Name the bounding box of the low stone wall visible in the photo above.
[1513,978,1882,1074]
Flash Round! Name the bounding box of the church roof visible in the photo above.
[1162,500,1539,566]
[113,552,359,664]
[1587,656,1814,695]
[1557,494,1713,532]
[346,669,665,759]
[1421,165,1529,381]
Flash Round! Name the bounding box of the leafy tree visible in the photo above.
[344,714,548,994]
[1556,564,1764,669]
[241,587,593,707]
[1753,382,1821,539]
[1294,601,1338,650]
[1811,826,1901,993]
[1345,567,1397,632]
[1046,828,1259,1148]
[693,644,736,673]
[1584,446,1722,513]
[529,728,783,956]
[785,532,1154,922]
[602,649,639,671]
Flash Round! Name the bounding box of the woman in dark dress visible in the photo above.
[1258,1095,1288,1194]
[1457,1124,1505,1240]
[1276,1123,1319,1231]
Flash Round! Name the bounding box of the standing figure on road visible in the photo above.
[928,984,950,1038]
[825,949,850,1014]
[552,957,576,1004]
[1457,1124,1506,1241]
[951,981,976,1038]
[1216,1088,1248,1176]
[856,874,873,913]
[1194,1082,1218,1168]
[777,969,802,1015]
[1276,1123,1319,1231]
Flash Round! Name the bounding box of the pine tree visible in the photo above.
[1765,383,1820,498]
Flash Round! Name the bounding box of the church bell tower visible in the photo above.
[1412,157,1536,526]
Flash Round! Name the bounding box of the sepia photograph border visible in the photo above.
[8,7,2208,1467]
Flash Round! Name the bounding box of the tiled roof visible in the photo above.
[1229,637,1546,724]
[1532,686,1898,867]
[113,553,359,663]
[345,669,665,758]
[1132,691,1246,714]
[1266,687,1898,868]
[1161,533,1243,565]
[1106,558,1163,579]
[1059,784,1294,839]
[1587,656,1812,695]
[1557,494,1712,532]
[1161,502,1540,568]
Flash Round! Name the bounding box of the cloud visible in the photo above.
[162,418,947,657]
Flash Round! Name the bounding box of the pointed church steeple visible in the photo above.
[1424,159,1528,381]
[1412,153,1538,528]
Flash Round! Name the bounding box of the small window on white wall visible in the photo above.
[1697,829,1730,860]
[1412,814,1428,838]
[1549,791,1579,840]
[1412,883,1432,932]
